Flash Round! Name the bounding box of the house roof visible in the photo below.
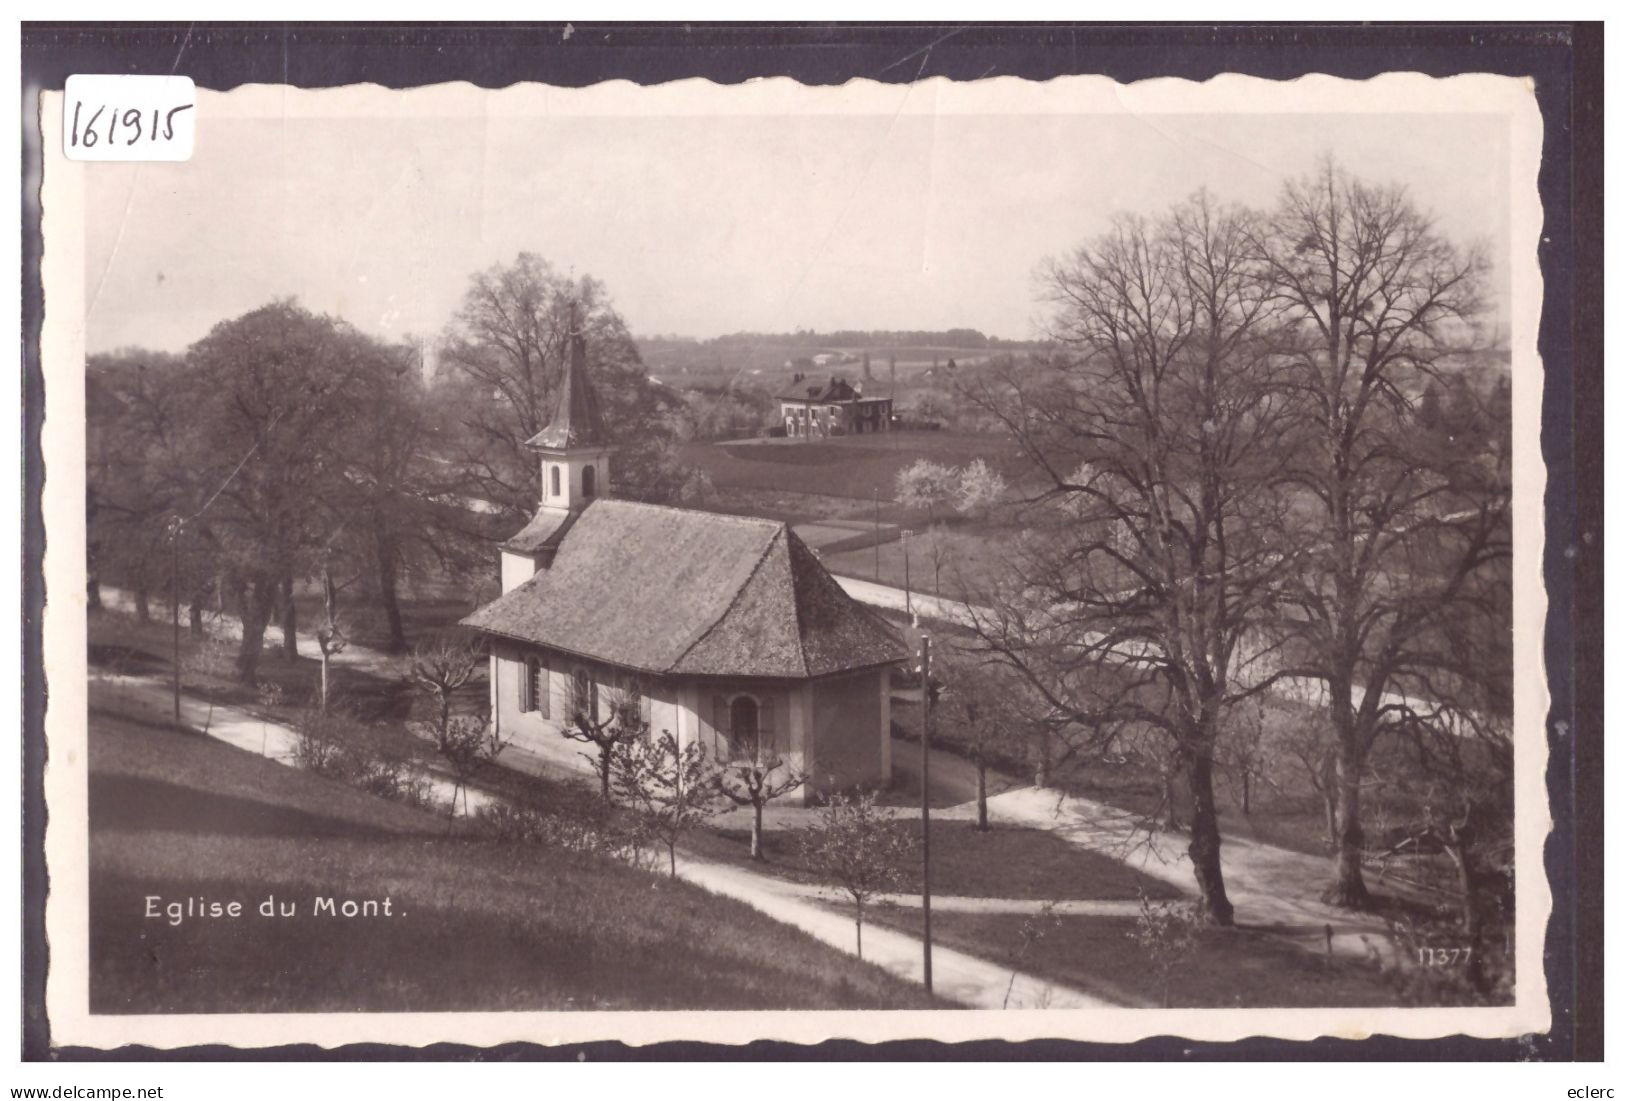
[462,499,907,679]
[778,377,887,404]
[526,331,610,450]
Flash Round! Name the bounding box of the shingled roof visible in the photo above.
[526,331,610,450]
[779,377,870,403]
[461,499,906,679]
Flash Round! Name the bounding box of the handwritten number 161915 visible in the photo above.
[70,101,194,149]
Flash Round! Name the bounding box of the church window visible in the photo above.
[550,465,561,499]
[571,667,599,722]
[522,656,550,718]
[582,464,596,498]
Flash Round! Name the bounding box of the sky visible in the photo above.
[82,94,1514,355]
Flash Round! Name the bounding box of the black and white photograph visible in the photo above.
[34,58,1559,1053]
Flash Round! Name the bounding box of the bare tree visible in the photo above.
[796,790,914,960]
[611,730,726,878]
[408,633,506,817]
[410,634,481,736]
[716,735,807,862]
[932,650,1037,831]
[437,253,685,517]
[1256,159,1507,908]
[956,193,1296,925]
[560,675,646,803]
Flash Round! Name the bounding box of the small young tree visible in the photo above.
[561,676,647,803]
[797,790,915,960]
[1003,900,1064,1009]
[610,729,725,878]
[410,633,481,737]
[717,743,807,862]
[1217,697,1272,817]
[1128,893,1203,1007]
[934,653,1035,831]
[432,714,511,819]
[409,633,506,817]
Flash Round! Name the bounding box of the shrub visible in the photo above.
[472,802,639,861]
[292,707,432,810]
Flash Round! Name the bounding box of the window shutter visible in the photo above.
[539,659,551,720]
[521,658,535,713]
[760,697,776,754]
[640,684,652,727]
[712,694,728,756]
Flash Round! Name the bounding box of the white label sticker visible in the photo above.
[64,75,196,162]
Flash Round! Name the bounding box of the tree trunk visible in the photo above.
[1445,838,1486,990]
[235,578,278,683]
[87,573,102,611]
[1185,750,1234,926]
[280,574,298,660]
[751,802,765,860]
[1241,771,1251,817]
[668,843,677,879]
[1163,766,1185,831]
[1324,735,1373,909]
[976,762,989,831]
[855,901,864,960]
[599,751,612,803]
[1321,762,1340,853]
[376,528,407,652]
[188,596,204,634]
[135,585,150,622]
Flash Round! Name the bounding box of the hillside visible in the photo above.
[87,687,936,1013]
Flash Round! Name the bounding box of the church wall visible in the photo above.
[489,641,681,780]
[808,668,886,795]
[485,644,886,807]
[499,551,536,594]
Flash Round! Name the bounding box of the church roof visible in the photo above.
[462,499,907,680]
[499,507,577,555]
[527,331,610,450]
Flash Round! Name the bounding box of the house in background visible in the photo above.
[778,376,893,438]
[462,330,907,800]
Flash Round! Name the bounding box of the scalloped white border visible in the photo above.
[40,70,1550,1049]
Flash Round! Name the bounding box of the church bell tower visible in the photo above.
[497,317,616,592]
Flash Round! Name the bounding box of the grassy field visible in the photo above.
[679,431,1027,508]
[684,819,1179,901]
[865,908,1410,1009]
[87,686,938,1013]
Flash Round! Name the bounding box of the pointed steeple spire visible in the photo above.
[527,305,610,450]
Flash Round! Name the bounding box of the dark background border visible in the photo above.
[20,21,1603,1063]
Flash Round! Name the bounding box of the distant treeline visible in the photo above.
[643,329,1042,350]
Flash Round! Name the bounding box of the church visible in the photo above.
[461,330,908,801]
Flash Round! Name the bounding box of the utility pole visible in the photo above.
[919,632,933,994]
[902,529,913,620]
[873,487,881,582]
[168,516,183,729]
